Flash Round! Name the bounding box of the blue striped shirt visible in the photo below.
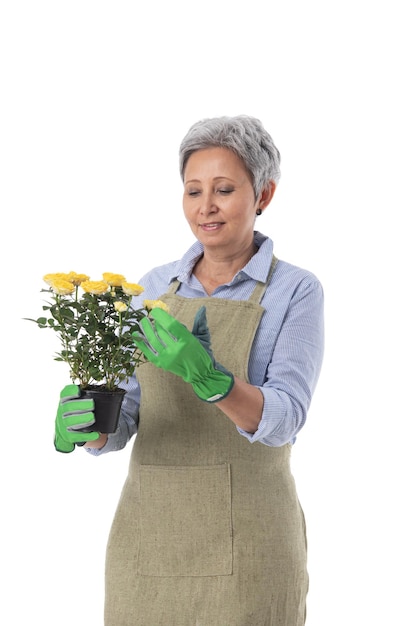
[87,231,324,454]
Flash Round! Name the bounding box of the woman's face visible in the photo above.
[183,147,258,255]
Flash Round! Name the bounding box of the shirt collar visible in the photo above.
[169,231,275,286]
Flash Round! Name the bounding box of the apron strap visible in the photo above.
[248,255,278,304]
[166,255,279,303]
[167,279,181,294]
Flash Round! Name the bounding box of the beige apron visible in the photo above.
[105,259,308,626]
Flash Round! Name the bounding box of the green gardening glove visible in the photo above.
[54,384,100,453]
[132,307,234,402]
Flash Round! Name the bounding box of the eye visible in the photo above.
[186,189,201,197]
[217,188,234,195]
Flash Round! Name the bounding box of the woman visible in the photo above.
[56,115,324,625]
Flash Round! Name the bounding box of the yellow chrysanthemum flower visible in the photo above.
[143,299,169,312]
[122,282,145,297]
[43,273,72,286]
[114,301,128,313]
[81,280,109,295]
[49,278,75,296]
[67,271,90,286]
[103,273,126,287]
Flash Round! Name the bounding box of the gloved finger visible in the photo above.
[54,435,76,453]
[56,429,100,447]
[151,309,204,349]
[60,383,82,402]
[150,308,192,343]
[134,319,165,356]
[60,398,94,413]
[131,328,149,347]
[132,319,175,360]
[138,316,178,353]
[132,330,160,360]
[61,409,96,432]
[69,428,99,442]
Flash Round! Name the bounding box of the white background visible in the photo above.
[1,1,416,624]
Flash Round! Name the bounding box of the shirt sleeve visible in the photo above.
[84,375,140,456]
[237,278,324,447]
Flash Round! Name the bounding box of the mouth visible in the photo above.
[200,222,224,231]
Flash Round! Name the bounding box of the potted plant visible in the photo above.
[26,271,167,433]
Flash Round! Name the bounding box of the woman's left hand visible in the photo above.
[132,307,234,403]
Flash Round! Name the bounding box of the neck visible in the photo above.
[194,241,257,294]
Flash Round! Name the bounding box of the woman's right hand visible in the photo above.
[54,384,100,453]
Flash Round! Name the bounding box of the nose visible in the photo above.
[199,191,218,216]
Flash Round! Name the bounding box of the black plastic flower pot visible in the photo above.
[80,386,126,433]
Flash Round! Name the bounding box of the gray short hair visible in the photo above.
[179,115,281,198]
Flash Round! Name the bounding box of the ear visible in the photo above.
[256,181,277,214]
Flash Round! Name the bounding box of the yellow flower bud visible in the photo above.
[114,301,128,313]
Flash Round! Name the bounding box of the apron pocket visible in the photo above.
[137,463,233,577]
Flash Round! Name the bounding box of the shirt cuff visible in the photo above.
[84,430,122,456]
[84,406,139,456]
[236,386,296,447]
